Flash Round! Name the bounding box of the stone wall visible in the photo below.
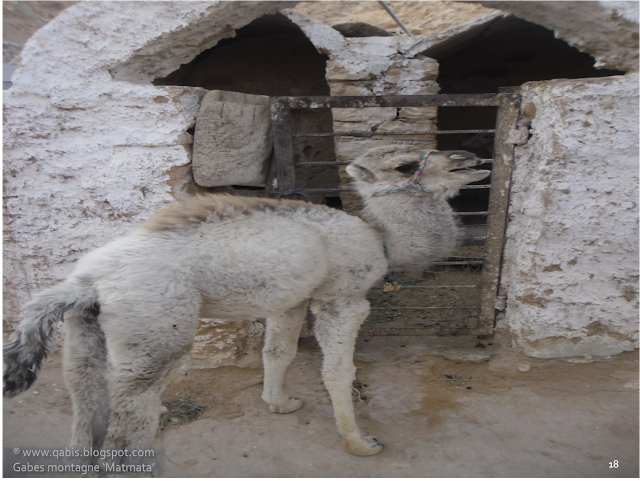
[284,10,439,213]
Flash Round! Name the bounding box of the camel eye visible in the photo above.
[394,163,418,175]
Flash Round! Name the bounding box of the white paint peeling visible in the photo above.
[598,1,639,25]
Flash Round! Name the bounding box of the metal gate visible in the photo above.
[267,89,520,336]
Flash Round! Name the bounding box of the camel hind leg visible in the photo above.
[311,297,383,456]
[100,296,199,452]
[62,307,109,448]
[103,338,194,451]
[261,300,308,414]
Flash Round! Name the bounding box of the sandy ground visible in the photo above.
[3,336,638,478]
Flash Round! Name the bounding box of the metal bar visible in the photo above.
[379,0,413,36]
[291,185,490,193]
[295,188,352,193]
[478,89,521,335]
[275,94,498,109]
[295,159,493,166]
[454,211,489,216]
[360,326,478,337]
[270,98,296,192]
[294,129,495,138]
[432,260,484,266]
[295,161,351,166]
[371,307,478,310]
[370,284,478,290]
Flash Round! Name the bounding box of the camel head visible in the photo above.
[346,145,491,199]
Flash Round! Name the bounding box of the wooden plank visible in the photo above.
[193,91,272,187]
[269,97,296,192]
[478,89,521,335]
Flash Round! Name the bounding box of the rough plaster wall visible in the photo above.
[478,1,639,72]
[500,74,639,358]
[3,1,291,331]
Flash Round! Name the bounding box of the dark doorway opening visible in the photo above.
[426,15,625,236]
[433,15,624,154]
[154,13,339,202]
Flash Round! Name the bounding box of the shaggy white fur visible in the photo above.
[3,145,489,460]
[347,145,490,273]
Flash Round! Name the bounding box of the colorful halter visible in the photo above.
[373,150,431,197]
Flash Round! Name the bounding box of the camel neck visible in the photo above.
[361,192,461,273]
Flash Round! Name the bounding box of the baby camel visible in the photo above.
[4,145,489,459]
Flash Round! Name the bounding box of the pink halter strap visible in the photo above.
[373,150,431,197]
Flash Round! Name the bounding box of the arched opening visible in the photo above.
[154,13,330,96]
[154,13,340,203]
[425,15,625,225]
[434,15,624,154]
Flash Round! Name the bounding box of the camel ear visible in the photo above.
[346,163,376,183]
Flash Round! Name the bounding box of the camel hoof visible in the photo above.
[269,398,304,414]
[342,436,384,456]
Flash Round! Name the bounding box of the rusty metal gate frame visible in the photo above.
[268,89,520,336]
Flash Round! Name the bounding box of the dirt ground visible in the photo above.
[3,335,638,478]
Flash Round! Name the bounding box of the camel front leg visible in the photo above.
[311,298,384,456]
[261,300,308,414]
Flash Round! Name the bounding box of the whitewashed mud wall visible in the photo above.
[500,74,639,358]
[2,1,291,366]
